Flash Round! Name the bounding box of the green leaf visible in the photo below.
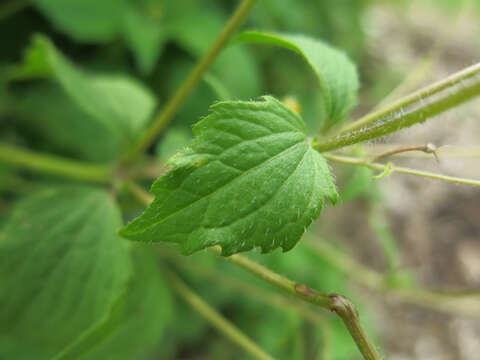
[31,0,170,74]
[32,0,128,43]
[122,3,167,75]
[237,31,359,127]
[157,127,191,161]
[119,96,337,256]
[15,35,156,156]
[12,84,119,162]
[0,186,132,359]
[90,74,156,136]
[56,246,173,360]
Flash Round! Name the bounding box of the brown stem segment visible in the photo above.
[371,143,438,162]
[328,294,380,360]
[211,246,382,360]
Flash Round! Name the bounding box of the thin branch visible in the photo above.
[210,246,382,360]
[125,180,154,204]
[342,62,480,134]
[162,248,332,359]
[315,62,480,152]
[0,143,113,184]
[126,182,381,360]
[126,0,259,162]
[304,238,480,318]
[164,269,274,360]
[325,153,480,187]
[370,0,472,110]
[371,143,438,162]
[360,145,480,159]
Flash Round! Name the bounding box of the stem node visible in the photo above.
[328,294,360,319]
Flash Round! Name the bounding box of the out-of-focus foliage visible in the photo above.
[0,0,408,359]
[0,186,132,360]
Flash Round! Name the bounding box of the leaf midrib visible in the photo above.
[125,139,309,236]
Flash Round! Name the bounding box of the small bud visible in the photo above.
[282,95,302,115]
[425,143,437,153]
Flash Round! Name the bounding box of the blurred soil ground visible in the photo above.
[324,2,480,359]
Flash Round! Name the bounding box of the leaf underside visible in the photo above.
[237,31,359,128]
[120,96,337,256]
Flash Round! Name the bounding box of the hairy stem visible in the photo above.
[371,0,471,110]
[325,153,480,187]
[210,246,381,360]
[164,269,274,360]
[315,62,480,152]
[127,0,259,161]
[0,144,113,183]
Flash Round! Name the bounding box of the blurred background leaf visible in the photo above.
[0,186,132,359]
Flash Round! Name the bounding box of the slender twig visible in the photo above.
[371,143,438,162]
[315,62,480,152]
[210,246,381,360]
[0,0,29,21]
[0,143,113,184]
[325,153,480,187]
[126,182,380,360]
[360,145,480,159]
[132,185,332,357]
[164,269,274,360]
[162,248,332,359]
[126,0,259,162]
[342,62,480,134]
[125,181,154,204]
[164,248,332,325]
[304,238,480,317]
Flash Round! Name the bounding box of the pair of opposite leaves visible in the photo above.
[119,32,359,256]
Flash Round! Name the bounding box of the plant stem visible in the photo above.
[210,246,382,360]
[305,238,480,318]
[127,0,259,162]
[163,268,274,360]
[304,239,384,290]
[370,0,471,111]
[370,144,438,162]
[125,180,154,204]
[125,181,380,360]
[162,247,332,359]
[315,62,480,152]
[361,145,480,159]
[0,144,113,183]
[325,153,480,187]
